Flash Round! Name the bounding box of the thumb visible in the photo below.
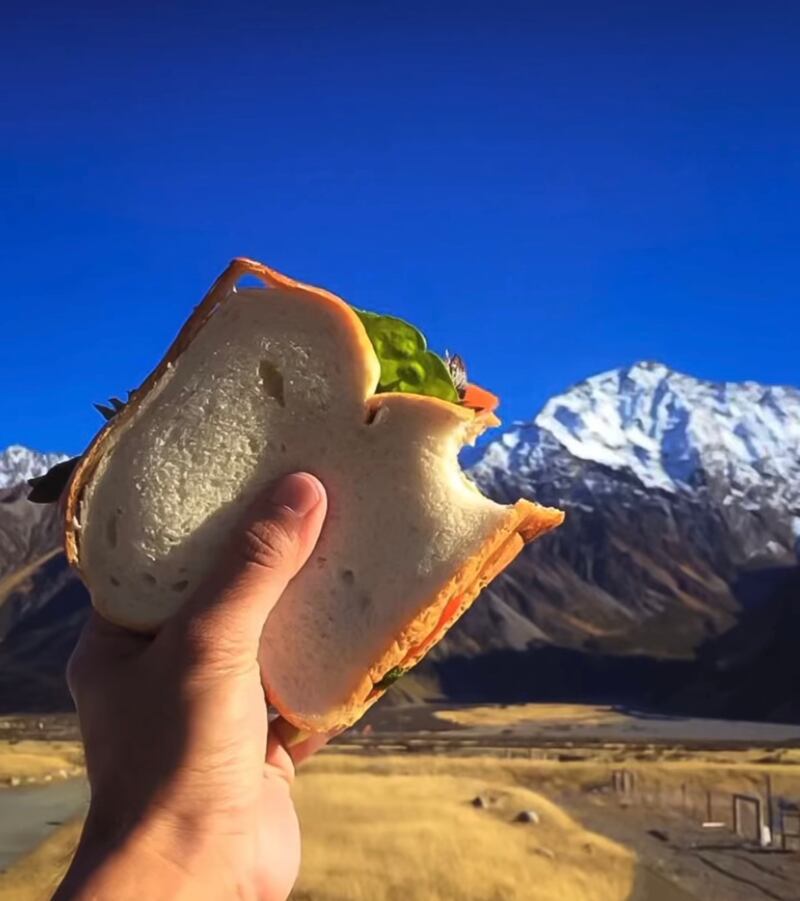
[163,472,327,660]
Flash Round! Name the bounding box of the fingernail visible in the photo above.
[270,473,322,517]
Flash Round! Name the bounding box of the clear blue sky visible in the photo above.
[2,1,798,454]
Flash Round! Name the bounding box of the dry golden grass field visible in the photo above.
[292,753,635,901]
[0,750,635,901]
[0,741,84,785]
[2,711,800,901]
[434,703,626,729]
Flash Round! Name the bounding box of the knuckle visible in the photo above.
[180,615,223,663]
[175,623,246,687]
[241,516,297,571]
[177,613,244,673]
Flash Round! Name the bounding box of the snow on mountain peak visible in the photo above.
[533,362,800,494]
[0,445,69,489]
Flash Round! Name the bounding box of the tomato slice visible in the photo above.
[367,594,466,700]
[403,593,464,662]
[462,383,499,413]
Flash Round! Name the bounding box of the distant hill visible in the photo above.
[1,363,799,720]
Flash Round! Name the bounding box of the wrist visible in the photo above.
[54,805,255,901]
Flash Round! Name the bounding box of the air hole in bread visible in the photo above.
[340,568,355,585]
[235,273,265,290]
[247,436,260,454]
[142,573,157,585]
[172,579,190,592]
[258,359,285,406]
[106,515,118,548]
[109,575,120,587]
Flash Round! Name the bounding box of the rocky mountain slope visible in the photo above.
[0,447,69,584]
[1,363,799,719]
[448,362,799,662]
[0,449,84,709]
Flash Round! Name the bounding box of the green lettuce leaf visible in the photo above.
[373,666,407,692]
[353,309,459,403]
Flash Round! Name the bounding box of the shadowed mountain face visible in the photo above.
[0,460,89,712]
[1,363,799,719]
[0,482,64,580]
[436,566,800,725]
[0,552,87,712]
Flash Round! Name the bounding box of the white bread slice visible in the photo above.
[65,259,564,732]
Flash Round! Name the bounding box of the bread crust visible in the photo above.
[64,258,564,732]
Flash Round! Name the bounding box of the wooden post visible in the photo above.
[765,774,774,844]
[733,794,762,842]
[781,811,800,852]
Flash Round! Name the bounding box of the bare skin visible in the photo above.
[53,472,329,901]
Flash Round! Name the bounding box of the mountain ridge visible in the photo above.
[481,361,800,497]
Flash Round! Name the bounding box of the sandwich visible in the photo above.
[30,258,564,733]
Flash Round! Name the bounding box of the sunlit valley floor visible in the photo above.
[1,705,800,901]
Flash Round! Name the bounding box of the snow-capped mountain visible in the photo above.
[471,362,800,555]
[0,445,68,489]
[475,361,800,492]
[440,361,800,678]
[540,362,800,492]
[430,362,800,722]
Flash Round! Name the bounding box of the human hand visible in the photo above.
[53,473,329,901]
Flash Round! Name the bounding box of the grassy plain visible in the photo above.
[3,708,800,901]
[292,753,635,901]
[434,703,626,729]
[0,749,635,901]
[0,741,84,785]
